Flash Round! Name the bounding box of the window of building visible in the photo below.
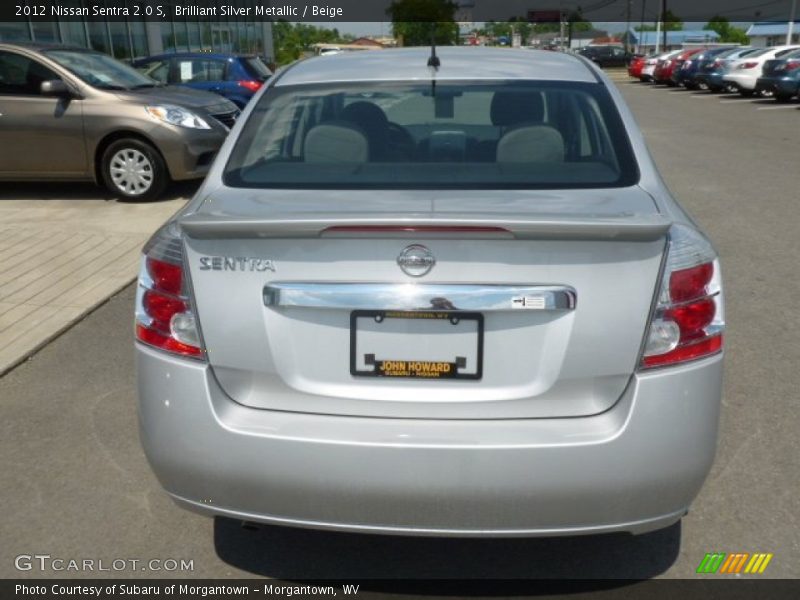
[234,22,247,52]
[247,21,259,53]
[188,22,202,51]
[0,22,32,42]
[61,22,88,47]
[87,21,111,55]
[31,22,60,43]
[0,51,60,96]
[130,20,149,59]
[161,22,175,52]
[174,22,189,52]
[200,23,213,51]
[110,22,132,61]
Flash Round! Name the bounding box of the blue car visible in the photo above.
[133,52,272,108]
[674,46,737,89]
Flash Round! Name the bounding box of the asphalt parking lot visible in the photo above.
[1,76,798,583]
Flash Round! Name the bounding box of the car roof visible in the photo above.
[0,42,97,53]
[138,52,256,61]
[276,47,598,87]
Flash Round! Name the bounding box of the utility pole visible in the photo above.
[625,0,632,52]
[655,18,661,53]
[639,0,647,54]
[787,0,798,45]
[661,0,667,52]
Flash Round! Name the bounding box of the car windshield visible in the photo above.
[44,49,156,90]
[224,81,638,190]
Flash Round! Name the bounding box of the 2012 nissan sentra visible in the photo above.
[136,47,725,537]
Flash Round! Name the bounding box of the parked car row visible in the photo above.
[628,44,800,102]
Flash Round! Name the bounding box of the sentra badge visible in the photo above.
[199,257,276,272]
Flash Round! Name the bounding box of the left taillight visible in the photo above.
[135,223,204,359]
[640,225,724,369]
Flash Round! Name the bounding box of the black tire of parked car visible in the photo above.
[101,138,169,202]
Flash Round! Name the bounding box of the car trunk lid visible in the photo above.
[182,187,668,419]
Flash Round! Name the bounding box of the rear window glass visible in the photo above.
[745,48,770,58]
[224,80,639,190]
[243,57,273,80]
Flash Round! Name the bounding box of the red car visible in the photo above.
[655,48,703,85]
[628,54,646,79]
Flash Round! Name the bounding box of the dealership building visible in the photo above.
[0,1,274,63]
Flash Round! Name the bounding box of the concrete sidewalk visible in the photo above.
[0,183,192,375]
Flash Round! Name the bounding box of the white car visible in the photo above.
[640,50,681,81]
[723,45,800,95]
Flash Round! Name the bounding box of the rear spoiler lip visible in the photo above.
[179,214,672,242]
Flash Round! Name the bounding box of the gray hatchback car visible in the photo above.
[136,47,725,537]
[0,43,239,200]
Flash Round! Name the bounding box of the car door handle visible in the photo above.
[263,283,577,312]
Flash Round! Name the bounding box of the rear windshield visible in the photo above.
[745,48,770,58]
[243,57,273,81]
[224,80,638,190]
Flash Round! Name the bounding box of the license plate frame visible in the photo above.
[350,310,484,380]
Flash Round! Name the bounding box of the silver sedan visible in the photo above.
[136,47,724,537]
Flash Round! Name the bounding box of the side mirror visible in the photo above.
[40,80,72,97]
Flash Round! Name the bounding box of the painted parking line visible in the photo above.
[718,98,766,103]
[756,104,800,110]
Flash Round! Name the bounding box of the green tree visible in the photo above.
[273,21,354,65]
[704,16,750,44]
[636,10,683,31]
[387,0,459,46]
[484,14,592,46]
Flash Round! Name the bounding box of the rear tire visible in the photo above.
[101,138,169,201]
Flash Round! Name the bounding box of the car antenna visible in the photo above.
[427,25,440,97]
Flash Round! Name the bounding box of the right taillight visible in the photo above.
[740,61,758,70]
[135,223,204,359]
[640,225,725,369]
[238,80,263,92]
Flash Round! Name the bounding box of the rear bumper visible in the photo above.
[722,72,758,90]
[756,77,800,96]
[137,345,723,537]
[707,72,726,88]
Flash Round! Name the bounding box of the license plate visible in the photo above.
[350,310,483,380]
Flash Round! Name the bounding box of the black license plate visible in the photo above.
[350,310,484,380]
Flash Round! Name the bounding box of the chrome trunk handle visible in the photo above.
[264,283,576,312]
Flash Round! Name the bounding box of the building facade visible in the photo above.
[624,29,721,53]
[746,21,800,47]
[0,1,274,63]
